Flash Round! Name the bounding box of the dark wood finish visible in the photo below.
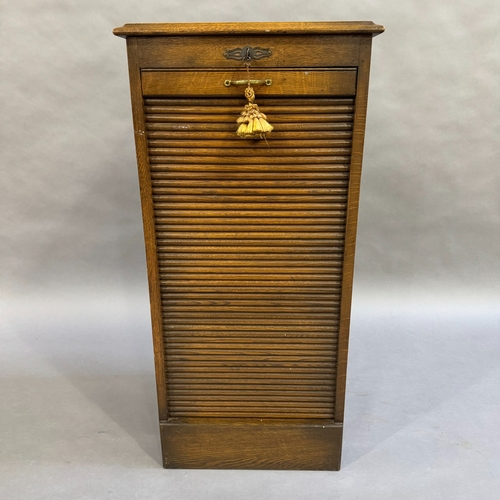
[161,418,343,470]
[125,38,168,421]
[136,35,362,69]
[113,21,385,37]
[115,21,383,470]
[335,37,373,422]
[146,94,348,423]
[141,69,357,97]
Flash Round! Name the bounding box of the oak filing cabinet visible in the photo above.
[113,21,384,470]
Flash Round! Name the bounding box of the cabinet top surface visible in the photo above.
[113,21,384,38]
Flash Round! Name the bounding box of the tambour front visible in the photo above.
[113,21,384,470]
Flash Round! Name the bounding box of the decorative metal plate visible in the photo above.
[224,46,272,62]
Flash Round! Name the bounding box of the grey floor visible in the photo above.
[1,291,499,500]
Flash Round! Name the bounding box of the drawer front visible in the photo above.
[141,69,357,97]
[136,35,363,69]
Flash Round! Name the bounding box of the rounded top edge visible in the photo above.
[112,21,385,38]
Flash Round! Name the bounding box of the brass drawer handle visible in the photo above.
[224,79,272,87]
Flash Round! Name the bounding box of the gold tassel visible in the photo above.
[236,85,273,139]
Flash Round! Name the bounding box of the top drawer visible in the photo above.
[135,35,364,69]
[141,69,357,97]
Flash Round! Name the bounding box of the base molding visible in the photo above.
[160,418,343,470]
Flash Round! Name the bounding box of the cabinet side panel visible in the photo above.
[335,36,373,422]
[126,37,168,420]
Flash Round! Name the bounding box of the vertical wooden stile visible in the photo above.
[126,37,168,421]
[335,36,373,423]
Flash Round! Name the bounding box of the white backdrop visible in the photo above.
[1,1,499,499]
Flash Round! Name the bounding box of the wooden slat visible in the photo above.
[145,105,354,115]
[146,115,354,124]
[164,336,338,344]
[156,225,346,233]
[146,122,353,132]
[153,195,348,203]
[161,291,341,299]
[156,239,344,247]
[151,171,349,179]
[144,97,354,106]
[175,398,333,411]
[156,230,345,239]
[149,148,351,158]
[163,332,338,340]
[149,156,351,164]
[153,203,347,210]
[154,211,347,218]
[167,411,334,418]
[161,298,341,307]
[170,365,335,376]
[166,345,336,354]
[168,380,335,388]
[149,140,352,150]
[152,187,348,195]
[151,178,349,186]
[163,315,339,325]
[169,385,336,393]
[171,395,334,402]
[157,245,345,254]
[158,256,344,263]
[159,265,343,273]
[170,356,336,368]
[147,131,353,140]
[163,305,339,312]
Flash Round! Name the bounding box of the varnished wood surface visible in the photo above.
[161,418,342,469]
[117,24,382,470]
[136,35,362,69]
[125,38,168,421]
[145,95,349,419]
[113,21,384,37]
[161,418,342,470]
[335,37,372,423]
[141,69,357,97]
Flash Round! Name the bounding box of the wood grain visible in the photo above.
[115,21,382,470]
[335,36,373,423]
[161,418,343,470]
[136,35,362,69]
[143,94,349,419]
[142,69,357,97]
[125,38,168,421]
[113,21,384,37]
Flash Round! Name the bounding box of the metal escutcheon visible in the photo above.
[224,46,272,61]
